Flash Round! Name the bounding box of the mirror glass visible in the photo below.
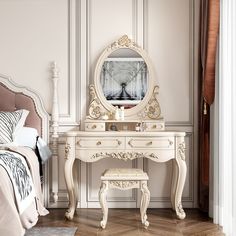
[100,49,149,109]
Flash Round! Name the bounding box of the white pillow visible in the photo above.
[14,127,38,149]
[0,109,29,144]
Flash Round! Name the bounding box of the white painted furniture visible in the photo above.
[51,62,60,203]
[99,168,150,229]
[64,36,186,221]
[64,130,186,220]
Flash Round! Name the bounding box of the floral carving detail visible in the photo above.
[90,152,159,161]
[139,86,162,120]
[178,142,186,161]
[149,153,159,159]
[176,201,186,220]
[65,143,71,159]
[109,180,139,189]
[177,202,184,214]
[87,84,107,119]
[107,35,140,52]
[118,35,132,47]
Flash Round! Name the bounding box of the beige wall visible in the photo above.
[0,0,199,208]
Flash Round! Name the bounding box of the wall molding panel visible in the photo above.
[58,0,79,127]
[163,0,195,127]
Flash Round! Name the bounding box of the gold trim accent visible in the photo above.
[133,86,162,120]
[107,35,140,51]
[91,152,159,161]
[118,35,132,47]
[178,142,186,161]
[117,140,122,145]
[87,84,107,119]
[177,202,185,214]
[65,143,71,159]
[142,86,162,119]
[128,140,133,147]
[109,180,139,189]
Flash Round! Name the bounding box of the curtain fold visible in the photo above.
[214,0,236,234]
[199,0,220,212]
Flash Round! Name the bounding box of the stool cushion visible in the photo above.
[101,168,149,180]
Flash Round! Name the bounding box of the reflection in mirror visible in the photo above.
[100,49,148,109]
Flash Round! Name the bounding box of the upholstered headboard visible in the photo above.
[0,75,49,142]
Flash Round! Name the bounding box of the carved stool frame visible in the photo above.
[99,171,150,229]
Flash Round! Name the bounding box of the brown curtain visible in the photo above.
[199,0,220,212]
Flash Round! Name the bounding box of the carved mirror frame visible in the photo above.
[88,35,162,120]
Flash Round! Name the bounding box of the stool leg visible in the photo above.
[99,181,108,229]
[140,181,150,227]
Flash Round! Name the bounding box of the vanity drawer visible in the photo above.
[145,122,165,131]
[126,137,174,149]
[85,122,105,131]
[76,137,125,149]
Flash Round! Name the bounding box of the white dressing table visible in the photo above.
[64,130,186,220]
[64,35,187,221]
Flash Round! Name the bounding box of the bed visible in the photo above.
[0,74,50,236]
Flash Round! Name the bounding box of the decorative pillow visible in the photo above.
[0,109,29,144]
[14,127,38,149]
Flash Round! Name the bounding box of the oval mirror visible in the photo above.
[100,49,148,109]
[94,35,155,118]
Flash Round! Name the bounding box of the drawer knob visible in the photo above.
[96,141,102,145]
[92,124,97,129]
[152,125,157,129]
[169,140,173,146]
[146,141,153,146]
[117,140,122,145]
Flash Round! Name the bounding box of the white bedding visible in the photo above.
[0,150,35,214]
[0,146,49,236]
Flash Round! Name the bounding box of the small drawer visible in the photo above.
[126,137,174,149]
[85,122,105,131]
[76,137,125,149]
[144,122,165,131]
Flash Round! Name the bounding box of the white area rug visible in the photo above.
[25,227,77,236]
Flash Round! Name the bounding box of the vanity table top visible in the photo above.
[65,131,186,137]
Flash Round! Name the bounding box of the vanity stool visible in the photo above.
[99,168,150,229]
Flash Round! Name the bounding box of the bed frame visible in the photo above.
[0,62,59,206]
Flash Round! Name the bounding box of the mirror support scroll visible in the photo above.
[87,84,108,119]
[142,86,162,120]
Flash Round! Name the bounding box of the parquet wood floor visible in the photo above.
[36,208,224,236]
